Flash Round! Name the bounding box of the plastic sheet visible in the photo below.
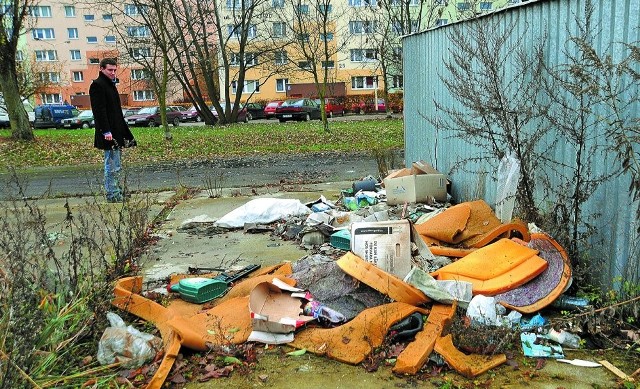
[97,312,162,368]
[495,153,520,223]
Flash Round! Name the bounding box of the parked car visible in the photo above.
[211,103,249,123]
[33,104,79,128]
[243,102,266,120]
[181,105,203,122]
[62,109,94,129]
[351,98,386,114]
[0,95,35,127]
[126,106,182,127]
[122,107,142,117]
[275,98,322,122]
[314,98,345,118]
[263,100,284,119]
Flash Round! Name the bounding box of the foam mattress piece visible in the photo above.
[430,238,548,296]
[495,233,572,313]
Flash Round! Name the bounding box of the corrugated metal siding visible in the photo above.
[402,0,640,289]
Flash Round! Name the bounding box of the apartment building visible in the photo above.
[20,0,516,107]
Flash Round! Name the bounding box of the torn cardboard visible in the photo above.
[383,161,448,205]
[249,281,315,334]
[350,219,412,279]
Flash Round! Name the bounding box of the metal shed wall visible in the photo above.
[402,0,640,289]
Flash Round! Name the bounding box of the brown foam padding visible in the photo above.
[336,252,430,306]
[430,239,548,296]
[289,303,429,364]
[415,203,471,243]
[434,334,507,378]
[393,303,456,375]
[496,233,572,313]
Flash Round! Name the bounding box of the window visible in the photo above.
[103,13,112,21]
[230,52,241,66]
[276,78,287,93]
[392,46,402,61]
[64,5,75,17]
[322,60,334,68]
[86,36,98,43]
[72,71,84,82]
[124,4,140,15]
[392,21,402,34]
[319,4,332,12]
[127,26,150,37]
[434,0,446,4]
[348,0,376,6]
[133,90,155,101]
[273,22,286,37]
[298,33,309,42]
[16,50,24,61]
[231,80,259,94]
[131,69,148,80]
[84,14,95,21]
[435,18,448,26]
[351,76,377,89]
[350,49,377,62]
[129,48,151,59]
[245,53,258,66]
[410,19,420,32]
[272,0,284,7]
[297,4,309,13]
[226,0,252,8]
[297,61,311,69]
[392,75,403,88]
[480,1,492,10]
[227,24,257,39]
[70,50,81,60]
[274,51,287,65]
[41,93,62,104]
[349,21,375,34]
[457,2,470,10]
[89,57,100,64]
[30,6,52,17]
[105,35,116,43]
[321,32,334,41]
[39,72,60,83]
[35,50,57,61]
[32,28,55,40]
[68,28,78,39]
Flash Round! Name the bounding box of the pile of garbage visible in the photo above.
[107,161,614,388]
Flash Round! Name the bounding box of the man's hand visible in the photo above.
[104,132,113,141]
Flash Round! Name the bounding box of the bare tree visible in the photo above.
[280,0,350,131]
[0,0,35,140]
[432,16,550,223]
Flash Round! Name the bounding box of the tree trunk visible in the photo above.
[0,63,33,141]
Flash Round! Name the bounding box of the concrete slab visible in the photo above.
[143,181,350,281]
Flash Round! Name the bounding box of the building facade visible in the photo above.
[19,0,514,107]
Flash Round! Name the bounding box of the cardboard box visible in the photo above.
[350,220,412,279]
[249,281,315,334]
[383,161,448,205]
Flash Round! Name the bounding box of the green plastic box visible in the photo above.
[170,278,228,303]
[330,229,351,250]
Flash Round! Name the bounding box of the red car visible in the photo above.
[352,98,386,114]
[314,98,345,118]
[263,100,284,119]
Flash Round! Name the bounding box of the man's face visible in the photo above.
[100,64,117,80]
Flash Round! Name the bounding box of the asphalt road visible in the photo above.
[0,150,400,200]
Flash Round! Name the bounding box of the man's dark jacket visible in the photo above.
[90,72,135,150]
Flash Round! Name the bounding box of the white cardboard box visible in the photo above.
[350,219,412,279]
[249,281,315,334]
[383,161,448,205]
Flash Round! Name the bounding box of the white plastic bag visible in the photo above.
[495,153,520,223]
[214,198,312,228]
[466,295,502,326]
[97,312,162,368]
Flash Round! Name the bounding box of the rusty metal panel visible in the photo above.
[402,0,640,289]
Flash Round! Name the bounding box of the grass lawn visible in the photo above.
[0,118,403,171]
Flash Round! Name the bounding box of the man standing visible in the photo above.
[90,58,136,203]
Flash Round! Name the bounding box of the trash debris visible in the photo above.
[521,332,564,358]
[170,264,260,303]
[404,267,472,307]
[599,360,635,381]
[214,198,312,228]
[495,153,521,223]
[557,359,602,367]
[350,219,412,278]
[388,312,424,341]
[249,280,315,337]
[466,295,506,327]
[97,312,163,368]
[383,161,448,204]
[551,294,591,311]
[546,328,581,349]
